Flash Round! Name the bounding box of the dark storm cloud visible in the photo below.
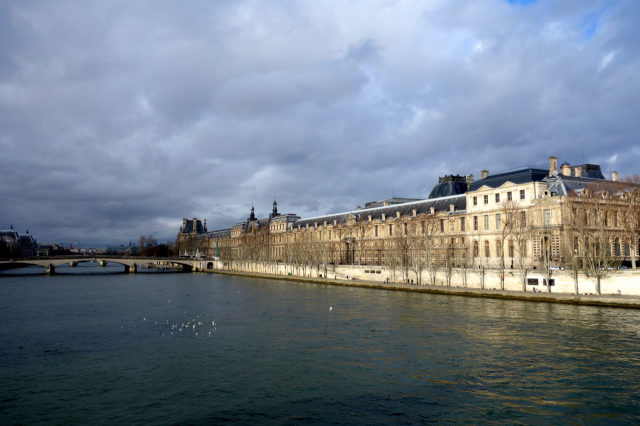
[1,0,639,246]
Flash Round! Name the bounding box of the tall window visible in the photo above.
[474,241,479,257]
[440,219,444,232]
[404,223,407,235]
[509,240,514,257]
[495,193,500,203]
[375,226,378,237]
[521,211,526,226]
[389,224,393,235]
[520,189,525,200]
[329,230,332,239]
[544,209,551,225]
[484,241,490,257]
[474,216,478,231]
[461,217,466,231]
[484,195,489,204]
[473,196,478,206]
[496,240,502,257]
[496,213,501,230]
[421,222,425,234]
[484,215,489,230]
[507,191,512,201]
[461,237,465,244]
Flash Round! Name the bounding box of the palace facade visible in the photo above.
[179,155,640,288]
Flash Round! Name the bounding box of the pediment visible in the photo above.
[497,181,519,189]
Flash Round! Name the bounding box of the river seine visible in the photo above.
[1,263,640,425]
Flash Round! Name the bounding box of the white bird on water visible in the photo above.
[329,306,332,311]
[212,321,216,327]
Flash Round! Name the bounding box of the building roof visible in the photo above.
[207,229,232,239]
[468,167,549,191]
[428,175,468,199]
[0,230,19,240]
[363,197,424,209]
[182,219,205,234]
[294,194,466,228]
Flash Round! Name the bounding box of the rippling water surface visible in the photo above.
[1,263,640,425]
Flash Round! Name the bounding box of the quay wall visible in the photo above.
[207,260,640,296]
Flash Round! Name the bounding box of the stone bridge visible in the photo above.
[0,256,217,274]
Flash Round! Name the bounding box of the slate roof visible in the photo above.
[545,175,637,196]
[207,229,232,239]
[182,220,205,234]
[294,194,467,228]
[363,197,424,209]
[0,230,19,240]
[468,167,549,191]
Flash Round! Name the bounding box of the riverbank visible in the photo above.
[208,269,640,309]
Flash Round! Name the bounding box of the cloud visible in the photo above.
[0,0,639,246]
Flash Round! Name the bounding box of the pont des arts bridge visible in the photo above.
[0,256,216,274]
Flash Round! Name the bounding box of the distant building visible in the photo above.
[0,226,37,257]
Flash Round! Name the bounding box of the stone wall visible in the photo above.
[208,260,640,296]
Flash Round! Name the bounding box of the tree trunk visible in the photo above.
[595,276,601,295]
[574,275,579,295]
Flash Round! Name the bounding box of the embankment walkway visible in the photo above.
[207,269,640,310]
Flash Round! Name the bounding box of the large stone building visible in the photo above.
[181,155,640,291]
[0,226,38,258]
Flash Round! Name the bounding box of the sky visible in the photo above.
[1,0,639,246]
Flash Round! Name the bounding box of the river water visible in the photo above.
[1,263,640,425]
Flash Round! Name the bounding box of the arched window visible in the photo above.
[496,239,502,257]
[473,241,479,257]
[508,240,514,257]
[615,238,621,256]
[484,241,490,257]
[624,241,630,256]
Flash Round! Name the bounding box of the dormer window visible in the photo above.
[484,195,488,204]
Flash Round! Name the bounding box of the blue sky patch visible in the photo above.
[507,0,538,6]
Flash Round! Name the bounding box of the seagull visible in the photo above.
[143,318,146,321]
[329,306,332,311]
[209,332,211,336]
[212,321,215,327]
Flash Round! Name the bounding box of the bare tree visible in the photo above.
[579,185,622,294]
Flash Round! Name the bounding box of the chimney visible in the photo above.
[396,212,401,219]
[481,170,489,179]
[450,204,455,212]
[381,213,386,220]
[204,219,207,232]
[549,156,558,176]
[430,207,435,214]
[612,171,619,182]
[467,174,474,185]
[383,201,389,206]
[412,209,417,217]
[368,215,372,222]
[356,206,361,210]
[560,163,571,176]
[183,218,187,231]
[575,167,583,178]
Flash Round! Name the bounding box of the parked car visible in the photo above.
[618,266,629,270]
[549,266,564,271]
